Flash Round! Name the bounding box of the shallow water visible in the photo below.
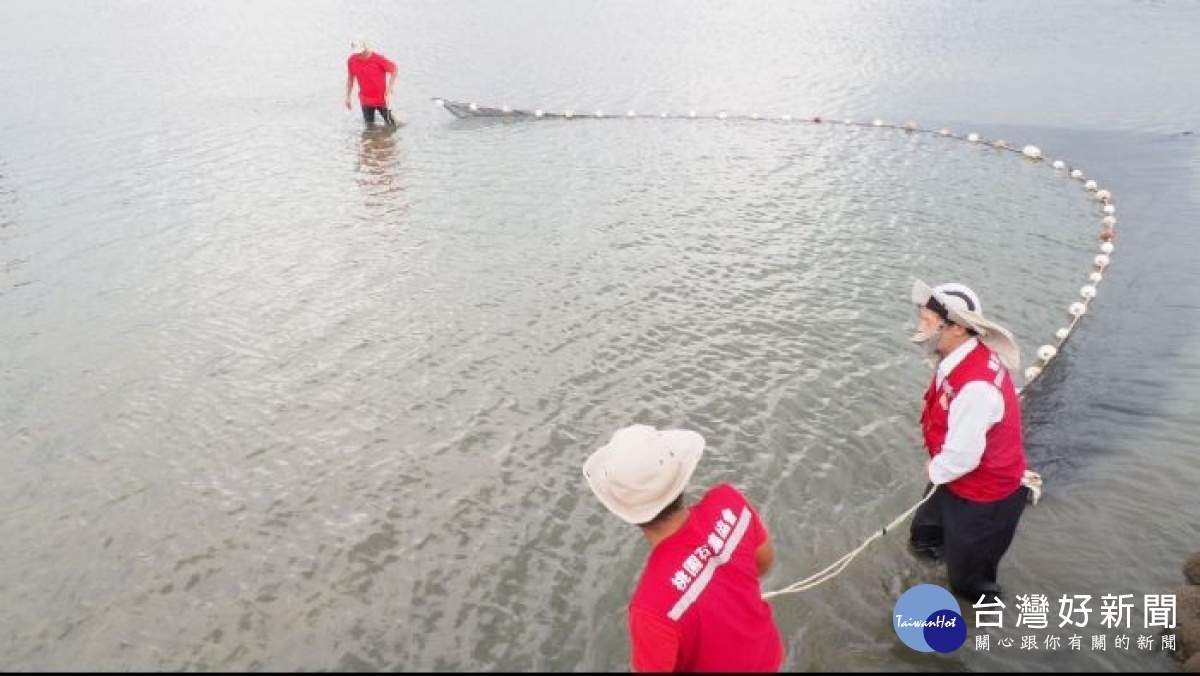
[1,0,1198,671]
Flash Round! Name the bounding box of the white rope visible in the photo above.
[762,486,940,599]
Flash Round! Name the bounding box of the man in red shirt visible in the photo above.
[583,424,784,672]
[907,280,1031,605]
[344,36,398,127]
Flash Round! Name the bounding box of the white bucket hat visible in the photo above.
[911,279,1021,371]
[582,424,705,525]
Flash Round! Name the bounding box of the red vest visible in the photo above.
[920,342,1026,503]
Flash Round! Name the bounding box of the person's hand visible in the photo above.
[922,457,932,482]
[344,97,351,110]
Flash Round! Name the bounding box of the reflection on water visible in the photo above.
[355,127,404,211]
[357,127,398,176]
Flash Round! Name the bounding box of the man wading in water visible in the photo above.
[344,36,398,127]
[583,424,785,672]
[907,281,1031,605]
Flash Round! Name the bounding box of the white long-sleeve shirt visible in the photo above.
[927,337,1005,485]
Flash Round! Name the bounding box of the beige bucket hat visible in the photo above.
[582,424,705,525]
[911,280,1021,371]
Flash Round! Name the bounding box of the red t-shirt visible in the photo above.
[347,52,397,107]
[628,484,784,672]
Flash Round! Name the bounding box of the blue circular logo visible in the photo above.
[892,584,966,653]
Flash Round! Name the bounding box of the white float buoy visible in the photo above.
[1022,145,1042,159]
[433,98,445,106]
[1069,302,1088,317]
[1084,180,1098,191]
[534,109,544,117]
[594,110,604,118]
[717,111,728,120]
[751,113,760,120]
[782,114,793,122]
[1070,169,1084,180]
[688,110,697,118]
[1100,242,1114,254]
[501,105,511,113]
[1101,216,1116,227]
[1080,285,1097,300]
[1095,189,1112,201]
[938,128,951,137]
[1094,254,1111,268]
[1103,204,1116,215]
[660,112,668,118]
[564,109,574,118]
[1055,327,1071,341]
[1038,345,1058,361]
[627,110,636,117]
[1052,160,1066,170]
[873,119,884,126]
[1025,366,1042,381]
[994,139,1010,149]
[967,133,980,143]
[469,102,479,111]
[1089,272,1103,284]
